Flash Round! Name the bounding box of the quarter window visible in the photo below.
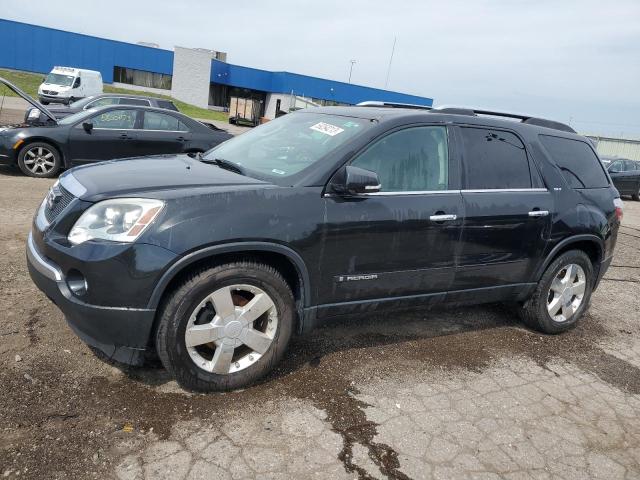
[539,135,609,189]
[460,127,531,189]
[91,110,137,129]
[143,111,186,131]
[350,126,449,192]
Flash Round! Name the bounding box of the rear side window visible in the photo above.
[157,100,179,111]
[539,135,609,189]
[143,111,186,131]
[120,98,151,106]
[460,127,531,189]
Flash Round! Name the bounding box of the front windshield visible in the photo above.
[44,73,75,87]
[203,112,371,178]
[58,108,98,125]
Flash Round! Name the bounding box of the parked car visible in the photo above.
[25,94,179,124]
[602,156,640,200]
[38,66,103,105]
[0,77,232,177]
[27,103,621,392]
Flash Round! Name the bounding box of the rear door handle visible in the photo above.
[429,214,457,222]
[528,210,549,217]
[119,133,133,140]
[176,136,187,141]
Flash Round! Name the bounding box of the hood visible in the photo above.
[61,154,270,200]
[0,77,58,124]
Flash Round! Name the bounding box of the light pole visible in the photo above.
[348,59,356,83]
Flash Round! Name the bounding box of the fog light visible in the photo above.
[67,269,88,296]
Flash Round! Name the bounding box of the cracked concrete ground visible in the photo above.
[1,170,640,480]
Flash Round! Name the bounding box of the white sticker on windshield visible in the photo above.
[310,122,344,136]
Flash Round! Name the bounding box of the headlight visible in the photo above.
[68,198,164,245]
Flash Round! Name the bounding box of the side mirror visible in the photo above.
[331,165,381,195]
[82,122,93,133]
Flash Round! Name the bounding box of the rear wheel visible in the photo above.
[519,250,593,334]
[632,187,639,201]
[17,142,62,178]
[155,261,294,392]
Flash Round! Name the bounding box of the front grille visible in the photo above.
[42,90,57,95]
[44,185,75,223]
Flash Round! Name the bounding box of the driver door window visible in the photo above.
[350,126,449,192]
[91,110,138,129]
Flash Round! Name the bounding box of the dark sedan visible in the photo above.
[24,94,179,124]
[605,157,640,200]
[1,105,233,177]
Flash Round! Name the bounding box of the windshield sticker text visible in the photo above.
[310,122,345,137]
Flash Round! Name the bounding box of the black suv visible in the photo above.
[27,104,622,391]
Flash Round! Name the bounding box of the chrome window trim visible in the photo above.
[139,128,189,133]
[324,187,548,198]
[461,188,548,193]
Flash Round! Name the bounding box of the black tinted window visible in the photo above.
[351,126,449,192]
[120,98,151,106]
[539,135,609,189]
[143,111,185,131]
[461,128,531,189]
[157,100,178,111]
[625,160,638,172]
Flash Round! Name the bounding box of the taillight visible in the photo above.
[614,197,624,221]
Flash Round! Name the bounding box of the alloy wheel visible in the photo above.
[23,146,56,175]
[184,284,278,374]
[546,263,586,322]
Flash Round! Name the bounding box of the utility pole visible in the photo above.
[348,59,356,83]
[384,36,397,89]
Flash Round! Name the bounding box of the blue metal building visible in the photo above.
[0,18,433,113]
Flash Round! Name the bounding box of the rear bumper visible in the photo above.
[26,232,156,365]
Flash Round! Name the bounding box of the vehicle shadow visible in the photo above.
[122,302,521,388]
[0,165,22,177]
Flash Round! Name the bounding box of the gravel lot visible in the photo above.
[1,168,640,480]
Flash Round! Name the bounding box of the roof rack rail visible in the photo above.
[356,101,433,111]
[432,106,576,133]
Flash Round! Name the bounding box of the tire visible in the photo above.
[67,97,75,105]
[155,261,295,392]
[519,250,593,334]
[17,142,62,178]
[632,188,639,201]
[41,101,49,105]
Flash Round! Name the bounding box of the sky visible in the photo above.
[3,0,640,137]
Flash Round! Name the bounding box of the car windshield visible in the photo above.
[203,112,371,178]
[58,108,99,125]
[44,73,75,87]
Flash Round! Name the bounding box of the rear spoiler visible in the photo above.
[0,77,58,124]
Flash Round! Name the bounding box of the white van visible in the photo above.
[38,67,103,105]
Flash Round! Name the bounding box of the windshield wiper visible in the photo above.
[200,157,245,175]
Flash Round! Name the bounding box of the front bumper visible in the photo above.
[27,231,157,365]
[38,94,69,104]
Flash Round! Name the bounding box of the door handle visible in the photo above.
[119,133,133,140]
[176,136,187,141]
[528,210,549,217]
[429,214,457,222]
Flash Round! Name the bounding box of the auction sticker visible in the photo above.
[310,122,344,136]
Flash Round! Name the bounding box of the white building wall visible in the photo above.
[264,93,293,119]
[171,46,212,109]
[587,136,640,161]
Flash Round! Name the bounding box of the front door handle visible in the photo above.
[429,214,457,222]
[176,136,187,141]
[528,210,549,217]
[119,133,133,140]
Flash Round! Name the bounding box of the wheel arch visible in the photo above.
[534,234,604,282]
[147,242,312,327]
[17,137,67,167]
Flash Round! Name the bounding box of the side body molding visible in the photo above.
[146,241,312,311]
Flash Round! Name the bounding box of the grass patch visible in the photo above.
[0,68,228,122]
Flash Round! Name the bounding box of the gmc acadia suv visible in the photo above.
[27,104,622,391]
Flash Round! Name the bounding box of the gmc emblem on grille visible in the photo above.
[47,185,62,210]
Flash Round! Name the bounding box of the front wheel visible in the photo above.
[155,261,295,392]
[519,250,593,334]
[17,142,62,178]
